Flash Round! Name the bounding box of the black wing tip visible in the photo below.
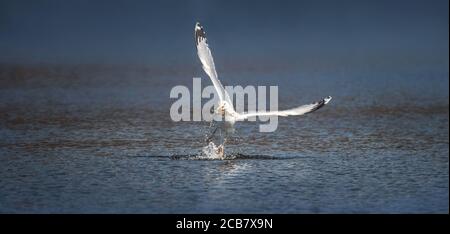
[309,96,332,113]
[195,22,206,46]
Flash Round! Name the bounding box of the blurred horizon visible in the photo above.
[0,0,448,68]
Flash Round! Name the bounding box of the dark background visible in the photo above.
[1,0,448,66]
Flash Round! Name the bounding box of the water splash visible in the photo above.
[200,141,226,160]
[170,142,228,160]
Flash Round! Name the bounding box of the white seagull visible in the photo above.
[195,22,332,140]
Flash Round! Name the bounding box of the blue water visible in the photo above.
[0,60,448,213]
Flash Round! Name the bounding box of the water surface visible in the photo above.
[0,61,448,213]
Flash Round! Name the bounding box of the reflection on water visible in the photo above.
[0,64,448,213]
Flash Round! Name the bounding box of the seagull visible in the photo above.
[195,22,332,143]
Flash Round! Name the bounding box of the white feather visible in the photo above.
[195,23,233,110]
[195,22,332,124]
[235,96,332,120]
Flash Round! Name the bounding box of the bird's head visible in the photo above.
[216,102,230,116]
[216,104,225,116]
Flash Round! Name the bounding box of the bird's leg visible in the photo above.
[216,138,227,159]
[205,125,219,142]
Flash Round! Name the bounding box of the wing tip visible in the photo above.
[195,22,202,30]
[308,96,332,113]
[195,22,206,45]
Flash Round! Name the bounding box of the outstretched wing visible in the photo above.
[236,96,332,120]
[195,22,233,107]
